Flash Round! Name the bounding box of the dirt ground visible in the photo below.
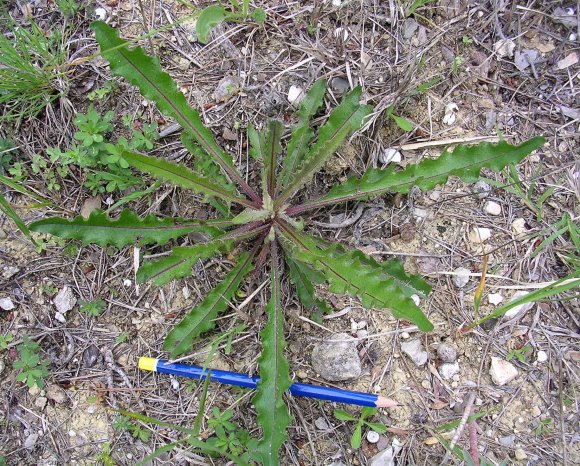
[0,0,579,465]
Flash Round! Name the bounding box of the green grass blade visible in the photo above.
[91,21,261,204]
[277,79,326,191]
[29,209,229,248]
[288,137,545,215]
[0,191,33,241]
[279,223,433,331]
[121,150,255,208]
[252,244,292,466]
[164,250,255,357]
[275,87,372,207]
[137,241,233,286]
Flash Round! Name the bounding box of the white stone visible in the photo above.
[472,180,491,198]
[494,38,516,58]
[54,312,66,323]
[515,448,528,461]
[53,286,76,314]
[531,406,542,417]
[400,332,410,339]
[401,338,428,366]
[315,417,330,430]
[439,362,460,380]
[536,350,548,363]
[379,148,402,164]
[94,7,107,20]
[504,290,534,319]
[123,279,132,287]
[452,267,471,288]
[488,293,503,305]
[0,298,14,310]
[489,357,518,386]
[570,32,577,41]
[512,218,527,237]
[287,85,304,106]
[331,0,341,6]
[442,112,456,126]
[468,227,492,243]
[24,433,39,449]
[182,286,191,299]
[483,201,502,216]
[367,430,380,443]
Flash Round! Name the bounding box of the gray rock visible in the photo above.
[437,343,457,363]
[24,433,39,449]
[330,76,350,94]
[82,344,100,368]
[472,180,491,198]
[0,227,6,239]
[401,338,428,366]
[439,362,460,380]
[402,18,418,39]
[35,396,48,411]
[452,267,471,288]
[46,385,67,404]
[0,357,5,375]
[2,265,19,279]
[53,286,76,314]
[212,76,242,102]
[0,297,14,310]
[499,434,515,446]
[311,333,362,381]
[314,416,330,430]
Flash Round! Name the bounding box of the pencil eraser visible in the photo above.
[138,357,158,372]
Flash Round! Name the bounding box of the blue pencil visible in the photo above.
[139,357,397,408]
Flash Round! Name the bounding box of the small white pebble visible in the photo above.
[68,430,77,437]
[442,112,456,126]
[379,148,402,164]
[512,218,527,237]
[569,32,577,41]
[182,286,191,299]
[536,350,548,363]
[483,201,502,216]
[55,312,66,323]
[94,7,107,20]
[452,267,471,288]
[477,10,484,18]
[445,102,459,113]
[126,453,133,460]
[488,293,504,305]
[357,320,367,329]
[468,227,492,243]
[123,279,132,287]
[0,298,14,311]
[475,398,483,406]
[401,332,410,339]
[331,0,342,6]
[451,381,458,388]
[287,85,304,106]
[366,430,380,443]
[170,377,180,390]
[141,100,149,107]
[411,294,420,306]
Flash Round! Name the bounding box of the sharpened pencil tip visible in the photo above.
[376,396,399,408]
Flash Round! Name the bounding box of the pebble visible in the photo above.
[452,267,471,288]
[46,385,67,404]
[356,329,369,339]
[94,7,107,20]
[330,77,350,94]
[0,228,6,239]
[504,290,534,319]
[212,76,242,102]
[512,218,527,237]
[24,433,39,449]
[472,180,492,199]
[3,265,19,279]
[515,448,528,461]
[536,350,548,363]
[182,286,191,300]
[0,297,15,310]
[499,434,515,446]
[297,370,308,379]
[123,279,132,287]
[489,357,518,386]
[437,343,457,363]
[401,338,428,366]
[402,18,418,39]
[531,406,542,417]
[421,380,431,389]
[468,227,492,243]
[440,362,460,380]
[483,201,502,216]
[400,332,410,339]
[442,112,456,126]
[488,293,504,305]
[379,148,402,164]
[287,85,304,106]
[0,357,4,375]
[53,286,77,314]
[315,417,330,430]
[35,396,48,411]
[311,333,362,381]
[367,430,380,443]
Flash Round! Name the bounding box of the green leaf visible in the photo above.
[164,251,255,357]
[278,80,326,191]
[196,5,228,44]
[262,120,284,198]
[334,410,357,422]
[91,22,260,204]
[366,422,388,433]
[276,87,373,206]
[137,240,233,286]
[29,209,228,248]
[391,114,413,132]
[351,425,362,449]
[247,123,262,161]
[289,137,546,215]
[231,208,270,225]
[253,245,292,466]
[121,150,254,208]
[280,225,433,331]
[0,191,33,241]
[286,257,332,317]
[252,8,266,24]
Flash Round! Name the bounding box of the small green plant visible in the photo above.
[453,56,464,75]
[0,138,17,174]
[88,81,117,101]
[96,442,115,466]
[206,408,251,456]
[462,35,473,45]
[196,0,266,43]
[25,22,544,464]
[13,336,50,389]
[79,298,106,317]
[115,333,129,344]
[55,0,82,17]
[535,417,552,437]
[113,415,151,442]
[0,334,13,350]
[334,407,387,449]
[0,17,69,123]
[386,105,413,132]
[530,212,580,264]
[506,344,532,363]
[404,0,436,17]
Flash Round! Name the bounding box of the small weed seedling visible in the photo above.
[196,0,266,44]
[113,415,151,442]
[535,417,552,437]
[79,298,106,317]
[206,407,251,456]
[0,334,13,350]
[506,344,533,363]
[26,22,544,464]
[334,407,387,449]
[13,336,50,389]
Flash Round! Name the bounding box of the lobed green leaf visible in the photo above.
[279,224,433,331]
[29,209,228,248]
[276,87,372,206]
[291,138,545,214]
[286,257,332,317]
[164,251,255,357]
[253,245,293,466]
[277,80,326,191]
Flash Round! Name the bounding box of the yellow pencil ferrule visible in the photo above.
[138,357,158,372]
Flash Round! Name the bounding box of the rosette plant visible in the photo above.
[29,22,544,464]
